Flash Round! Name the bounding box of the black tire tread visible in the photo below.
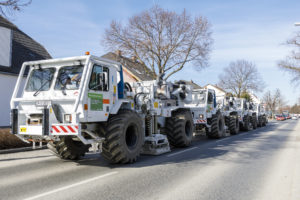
[165,109,193,147]
[242,115,250,131]
[101,109,143,164]
[252,114,257,129]
[207,112,224,139]
[47,137,90,160]
[229,115,239,135]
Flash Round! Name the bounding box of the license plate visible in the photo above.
[20,127,27,132]
[35,100,51,107]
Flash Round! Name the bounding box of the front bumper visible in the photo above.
[19,124,80,136]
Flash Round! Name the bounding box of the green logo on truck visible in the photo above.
[88,93,103,111]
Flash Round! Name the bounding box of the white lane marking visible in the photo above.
[166,147,199,157]
[24,171,118,200]
[215,137,231,143]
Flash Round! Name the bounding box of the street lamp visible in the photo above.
[295,22,300,26]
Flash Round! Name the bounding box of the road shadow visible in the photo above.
[74,121,298,169]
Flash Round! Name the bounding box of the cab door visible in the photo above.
[206,91,214,117]
[87,64,113,122]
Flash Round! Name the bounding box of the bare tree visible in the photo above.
[240,91,252,101]
[263,88,285,116]
[290,104,300,114]
[0,0,31,17]
[218,60,265,97]
[278,32,300,85]
[103,5,213,80]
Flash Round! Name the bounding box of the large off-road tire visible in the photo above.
[241,115,250,131]
[229,115,239,135]
[257,116,263,127]
[251,114,257,129]
[101,109,144,164]
[207,112,225,139]
[165,109,194,147]
[47,136,90,160]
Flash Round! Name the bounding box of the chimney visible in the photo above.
[116,50,122,57]
[131,55,137,62]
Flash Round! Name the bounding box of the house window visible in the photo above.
[0,27,12,67]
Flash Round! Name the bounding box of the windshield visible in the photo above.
[25,68,55,92]
[55,65,84,90]
[192,90,206,104]
[236,99,242,108]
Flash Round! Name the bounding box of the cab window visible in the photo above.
[89,65,109,91]
[207,92,214,104]
[25,68,55,92]
[54,65,83,90]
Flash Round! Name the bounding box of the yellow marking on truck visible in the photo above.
[20,127,27,132]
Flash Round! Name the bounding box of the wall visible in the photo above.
[123,67,139,83]
[206,85,226,98]
[0,74,25,127]
[250,93,261,104]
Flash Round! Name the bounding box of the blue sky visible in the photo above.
[10,0,300,104]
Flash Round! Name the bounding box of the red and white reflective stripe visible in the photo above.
[51,125,78,134]
[196,119,207,123]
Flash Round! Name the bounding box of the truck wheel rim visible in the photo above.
[218,118,223,132]
[185,121,192,137]
[125,124,138,150]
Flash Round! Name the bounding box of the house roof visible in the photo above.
[0,15,51,75]
[249,93,261,103]
[203,84,226,93]
[176,80,202,89]
[0,15,17,30]
[101,52,155,81]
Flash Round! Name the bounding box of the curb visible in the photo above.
[0,145,47,154]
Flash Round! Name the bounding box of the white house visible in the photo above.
[203,84,226,98]
[249,93,261,104]
[0,16,51,127]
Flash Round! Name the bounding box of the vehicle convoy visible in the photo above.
[218,96,240,135]
[10,54,195,163]
[191,90,242,138]
[254,103,268,127]
[234,98,257,131]
[190,88,227,138]
[10,54,267,164]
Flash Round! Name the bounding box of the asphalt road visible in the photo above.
[1,120,300,200]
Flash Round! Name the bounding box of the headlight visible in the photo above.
[64,114,72,123]
[199,114,204,119]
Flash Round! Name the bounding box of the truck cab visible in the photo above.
[191,88,217,124]
[11,55,132,144]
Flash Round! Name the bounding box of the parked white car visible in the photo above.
[292,116,298,120]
